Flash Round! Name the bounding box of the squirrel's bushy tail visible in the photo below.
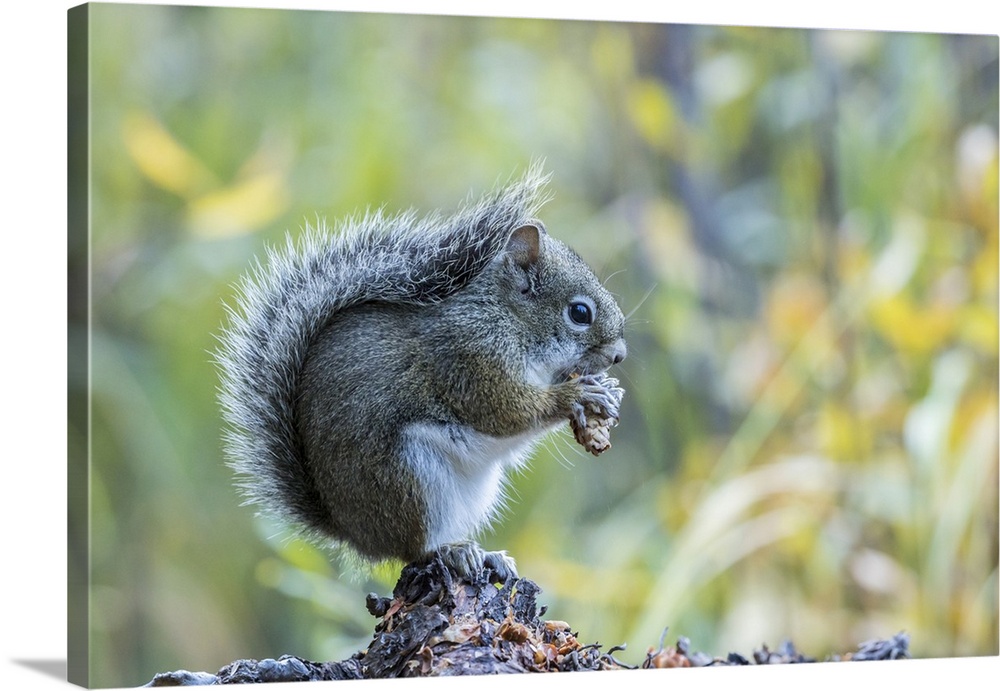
[214,165,551,540]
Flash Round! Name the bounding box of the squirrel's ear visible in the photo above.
[505,222,544,269]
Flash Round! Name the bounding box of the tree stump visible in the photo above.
[144,555,909,685]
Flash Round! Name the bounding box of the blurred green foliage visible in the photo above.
[73,4,998,687]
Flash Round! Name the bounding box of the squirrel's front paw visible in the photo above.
[435,541,518,583]
[570,374,624,456]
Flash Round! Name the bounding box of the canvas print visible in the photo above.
[68,2,998,688]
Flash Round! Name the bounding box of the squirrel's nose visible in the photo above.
[611,339,627,365]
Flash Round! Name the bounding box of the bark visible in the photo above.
[143,556,910,685]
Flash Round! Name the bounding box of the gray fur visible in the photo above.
[215,166,553,547]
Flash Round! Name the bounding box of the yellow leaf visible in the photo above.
[122,111,217,197]
[187,171,289,238]
[626,79,677,153]
[817,401,871,462]
[868,295,957,354]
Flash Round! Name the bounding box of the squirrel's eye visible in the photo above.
[568,301,593,326]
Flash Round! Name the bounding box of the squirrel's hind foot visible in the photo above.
[434,541,518,583]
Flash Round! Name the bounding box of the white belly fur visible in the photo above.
[402,422,552,550]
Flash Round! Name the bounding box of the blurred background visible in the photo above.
[71,3,998,688]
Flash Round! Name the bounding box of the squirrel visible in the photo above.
[215,167,626,582]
